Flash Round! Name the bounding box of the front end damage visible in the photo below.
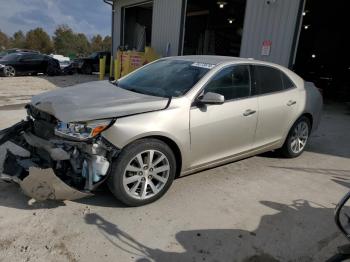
[0,105,119,201]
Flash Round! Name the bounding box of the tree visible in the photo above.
[74,33,90,56]
[102,35,112,52]
[53,25,76,56]
[10,31,26,48]
[0,30,9,50]
[25,28,53,53]
[90,34,103,52]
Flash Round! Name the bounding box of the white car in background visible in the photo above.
[50,54,71,69]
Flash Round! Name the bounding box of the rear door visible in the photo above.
[253,65,299,147]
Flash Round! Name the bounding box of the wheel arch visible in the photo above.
[300,112,313,130]
[124,135,183,178]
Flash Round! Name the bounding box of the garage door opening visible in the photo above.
[183,0,246,56]
[294,0,350,102]
[122,1,153,52]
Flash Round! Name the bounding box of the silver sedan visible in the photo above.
[0,56,323,206]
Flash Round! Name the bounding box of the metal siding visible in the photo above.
[113,0,183,57]
[240,0,301,67]
[152,0,183,56]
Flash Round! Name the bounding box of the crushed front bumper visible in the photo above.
[0,119,117,201]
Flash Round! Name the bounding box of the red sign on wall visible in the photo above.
[261,40,272,56]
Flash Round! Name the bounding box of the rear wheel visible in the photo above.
[280,116,311,158]
[3,66,16,77]
[108,139,176,206]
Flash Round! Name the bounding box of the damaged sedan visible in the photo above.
[0,56,323,206]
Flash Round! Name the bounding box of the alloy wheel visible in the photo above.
[122,150,170,200]
[290,121,309,154]
[4,66,15,77]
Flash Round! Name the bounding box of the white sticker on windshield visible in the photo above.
[191,62,215,69]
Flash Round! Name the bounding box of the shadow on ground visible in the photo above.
[269,166,350,189]
[84,200,343,262]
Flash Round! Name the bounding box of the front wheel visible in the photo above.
[280,116,311,158]
[108,139,176,206]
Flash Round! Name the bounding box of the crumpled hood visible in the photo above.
[31,80,169,122]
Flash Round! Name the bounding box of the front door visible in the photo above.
[190,64,258,168]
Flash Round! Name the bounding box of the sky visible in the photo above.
[0,0,112,37]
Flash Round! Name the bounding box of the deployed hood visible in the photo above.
[31,80,169,122]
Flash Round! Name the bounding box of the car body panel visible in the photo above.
[102,97,192,168]
[31,80,169,122]
[254,88,301,148]
[71,51,111,73]
[189,97,258,168]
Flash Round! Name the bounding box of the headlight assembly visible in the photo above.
[55,119,113,141]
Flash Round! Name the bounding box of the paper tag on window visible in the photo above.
[191,62,215,69]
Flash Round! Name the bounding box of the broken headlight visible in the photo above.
[55,119,113,141]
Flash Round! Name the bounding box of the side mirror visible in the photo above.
[198,92,225,105]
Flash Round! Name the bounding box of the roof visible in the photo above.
[166,55,253,65]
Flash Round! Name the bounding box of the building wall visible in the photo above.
[240,0,302,67]
[112,0,184,57]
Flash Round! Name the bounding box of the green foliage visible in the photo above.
[74,33,91,56]
[11,31,26,48]
[0,30,10,50]
[25,27,53,53]
[102,36,112,51]
[53,25,76,56]
[1,25,111,56]
[91,34,104,52]
[54,25,111,56]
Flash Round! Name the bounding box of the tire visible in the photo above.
[279,116,311,158]
[82,64,92,74]
[46,62,60,76]
[3,66,16,77]
[108,138,177,207]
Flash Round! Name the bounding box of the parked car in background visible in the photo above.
[0,48,39,59]
[50,54,71,70]
[0,52,61,77]
[0,56,323,206]
[71,51,111,74]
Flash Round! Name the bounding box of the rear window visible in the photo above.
[255,65,284,95]
[281,73,295,89]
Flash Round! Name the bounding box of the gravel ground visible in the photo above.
[0,76,350,262]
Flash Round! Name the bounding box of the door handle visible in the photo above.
[287,100,297,106]
[243,109,256,116]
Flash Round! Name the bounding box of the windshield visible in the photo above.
[117,59,211,97]
[88,52,99,58]
[0,53,22,61]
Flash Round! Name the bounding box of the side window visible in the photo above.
[204,65,251,100]
[31,54,43,60]
[20,54,33,61]
[255,66,284,95]
[281,73,295,89]
[21,54,42,61]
